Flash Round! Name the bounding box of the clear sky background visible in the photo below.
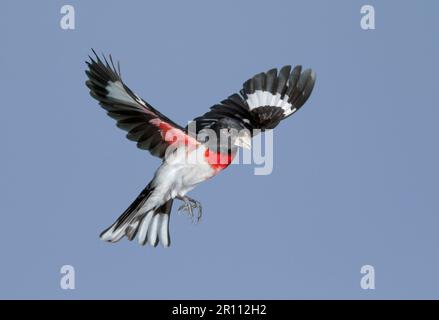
[1,0,438,299]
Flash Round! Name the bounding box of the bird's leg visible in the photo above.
[176,195,202,223]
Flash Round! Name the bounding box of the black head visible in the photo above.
[198,117,251,154]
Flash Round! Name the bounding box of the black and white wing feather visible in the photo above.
[85,51,190,158]
[191,65,316,134]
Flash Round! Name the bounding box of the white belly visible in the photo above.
[151,145,215,201]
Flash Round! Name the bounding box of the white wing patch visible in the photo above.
[245,90,294,116]
[106,80,139,105]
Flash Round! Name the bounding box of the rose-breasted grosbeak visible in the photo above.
[85,51,315,247]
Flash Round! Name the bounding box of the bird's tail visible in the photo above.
[100,183,173,247]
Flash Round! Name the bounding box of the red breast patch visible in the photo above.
[204,149,235,171]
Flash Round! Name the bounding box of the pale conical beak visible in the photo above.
[234,131,252,149]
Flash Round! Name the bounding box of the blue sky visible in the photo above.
[1,0,438,299]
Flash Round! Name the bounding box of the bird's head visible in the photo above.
[199,117,251,153]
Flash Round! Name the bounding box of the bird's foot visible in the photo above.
[177,196,202,224]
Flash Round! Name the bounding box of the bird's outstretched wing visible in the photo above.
[190,65,316,134]
[85,51,195,158]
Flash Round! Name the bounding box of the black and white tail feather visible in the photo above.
[100,184,173,247]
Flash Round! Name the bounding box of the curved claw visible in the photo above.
[177,196,202,224]
[178,202,193,219]
[194,201,202,223]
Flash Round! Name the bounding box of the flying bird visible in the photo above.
[85,51,316,247]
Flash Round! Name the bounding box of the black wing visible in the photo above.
[85,51,192,158]
[190,65,316,135]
